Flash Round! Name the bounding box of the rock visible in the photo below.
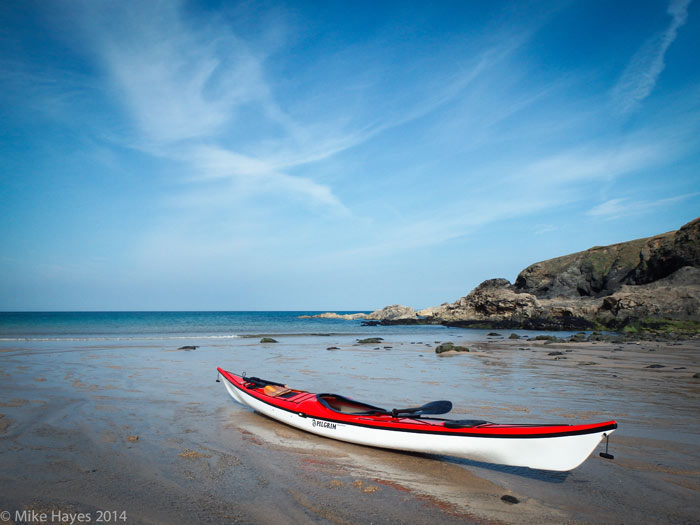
[365,305,417,321]
[361,321,381,326]
[693,373,700,378]
[298,312,369,320]
[508,333,520,339]
[595,266,700,330]
[357,337,383,344]
[421,279,543,324]
[435,342,469,354]
[645,364,665,368]
[421,278,600,331]
[260,338,278,343]
[548,351,564,356]
[501,494,519,504]
[630,216,700,285]
[326,346,340,350]
[487,332,502,336]
[178,345,199,350]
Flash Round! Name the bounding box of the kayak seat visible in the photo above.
[443,419,490,428]
[317,394,386,415]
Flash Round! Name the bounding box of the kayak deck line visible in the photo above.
[217,367,617,471]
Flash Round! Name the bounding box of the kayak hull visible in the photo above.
[218,368,616,471]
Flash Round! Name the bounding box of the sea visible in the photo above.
[0,311,450,342]
[0,311,585,343]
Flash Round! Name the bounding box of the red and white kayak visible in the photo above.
[217,368,617,471]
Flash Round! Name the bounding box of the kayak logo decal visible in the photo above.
[312,419,336,430]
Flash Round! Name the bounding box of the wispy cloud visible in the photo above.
[611,0,692,115]
[93,2,270,145]
[586,198,628,218]
[83,1,353,213]
[84,1,530,218]
[586,192,699,219]
[509,141,665,186]
[186,145,348,212]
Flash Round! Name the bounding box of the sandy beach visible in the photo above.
[1,333,699,524]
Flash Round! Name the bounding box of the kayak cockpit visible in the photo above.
[317,394,387,415]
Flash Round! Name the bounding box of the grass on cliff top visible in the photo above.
[585,240,646,280]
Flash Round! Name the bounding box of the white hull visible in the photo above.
[220,374,614,471]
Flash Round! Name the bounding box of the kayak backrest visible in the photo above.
[263,385,292,397]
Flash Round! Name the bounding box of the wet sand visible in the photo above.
[0,333,699,524]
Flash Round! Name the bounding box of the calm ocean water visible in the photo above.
[0,312,590,344]
[0,311,444,341]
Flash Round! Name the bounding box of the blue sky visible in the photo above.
[1,0,699,311]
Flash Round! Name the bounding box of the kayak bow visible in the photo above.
[217,368,617,471]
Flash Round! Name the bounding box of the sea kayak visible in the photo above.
[217,368,617,471]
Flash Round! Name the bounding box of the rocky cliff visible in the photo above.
[416,217,700,332]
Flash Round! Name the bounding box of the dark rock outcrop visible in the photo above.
[595,266,700,329]
[630,217,700,284]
